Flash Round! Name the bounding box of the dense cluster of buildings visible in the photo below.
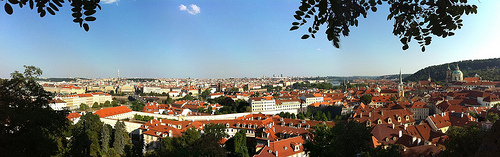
[51,68,500,157]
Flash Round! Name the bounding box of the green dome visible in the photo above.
[452,70,462,74]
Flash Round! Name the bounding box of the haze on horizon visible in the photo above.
[1,0,500,79]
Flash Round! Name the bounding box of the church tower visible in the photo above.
[398,69,404,98]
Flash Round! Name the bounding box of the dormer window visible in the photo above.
[388,118,392,124]
[397,116,401,122]
[295,145,299,151]
[178,125,181,129]
[377,119,382,124]
[226,123,230,127]
[289,122,293,127]
[366,120,371,127]
[393,137,397,141]
[405,115,409,121]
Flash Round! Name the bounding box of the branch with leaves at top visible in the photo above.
[3,0,101,31]
[291,0,477,52]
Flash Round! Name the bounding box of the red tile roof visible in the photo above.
[94,106,132,118]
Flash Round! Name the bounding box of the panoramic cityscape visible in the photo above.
[2,0,500,157]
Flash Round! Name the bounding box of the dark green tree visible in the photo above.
[360,94,373,105]
[0,65,70,156]
[104,100,111,107]
[487,113,499,123]
[442,125,485,157]
[81,103,90,111]
[305,110,312,119]
[101,124,112,153]
[112,100,119,107]
[3,0,102,31]
[200,89,211,101]
[70,112,103,157]
[113,120,129,155]
[203,123,228,140]
[291,0,478,52]
[304,120,371,157]
[228,130,249,157]
[297,112,306,120]
[364,144,402,157]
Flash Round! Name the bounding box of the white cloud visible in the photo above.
[317,48,321,51]
[101,0,119,4]
[188,4,201,15]
[179,4,187,11]
[179,4,201,15]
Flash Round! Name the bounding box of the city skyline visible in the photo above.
[2,0,500,79]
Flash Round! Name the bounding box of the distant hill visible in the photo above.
[404,58,500,82]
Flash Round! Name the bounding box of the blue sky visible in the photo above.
[1,0,499,79]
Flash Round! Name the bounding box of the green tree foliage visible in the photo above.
[404,58,500,82]
[293,82,333,90]
[163,94,174,104]
[291,0,478,52]
[304,121,371,157]
[360,94,373,105]
[233,130,249,157]
[263,85,282,92]
[113,120,129,155]
[104,100,111,107]
[203,123,228,140]
[101,124,112,153]
[70,112,103,157]
[0,65,70,156]
[3,0,102,31]
[92,102,99,109]
[177,94,195,101]
[200,89,211,101]
[363,144,402,157]
[130,101,145,111]
[487,113,500,123]
[305,110,313,119]
[147,126,226,157]
[81,103,90,111]
[442,125,485,157]
[112,100,119,107]
[297,112,306,120]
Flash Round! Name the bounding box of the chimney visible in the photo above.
[369,112,371,117]
[399,130,402,138]
[267,140,270,146]
[360,112,363,118]
[276,151,278,157]
[381,110,384,116]
[404,125,407,130]
[392,124,395,129]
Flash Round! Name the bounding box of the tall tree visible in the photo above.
[113,120,129,155]
[0,65,70,156]
[101,124,112,153]
[234,130,249,157]
[70,112,103,157]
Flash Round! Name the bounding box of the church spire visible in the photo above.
[399,68,402,84]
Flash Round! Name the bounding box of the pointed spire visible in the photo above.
[399,68,402,84]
